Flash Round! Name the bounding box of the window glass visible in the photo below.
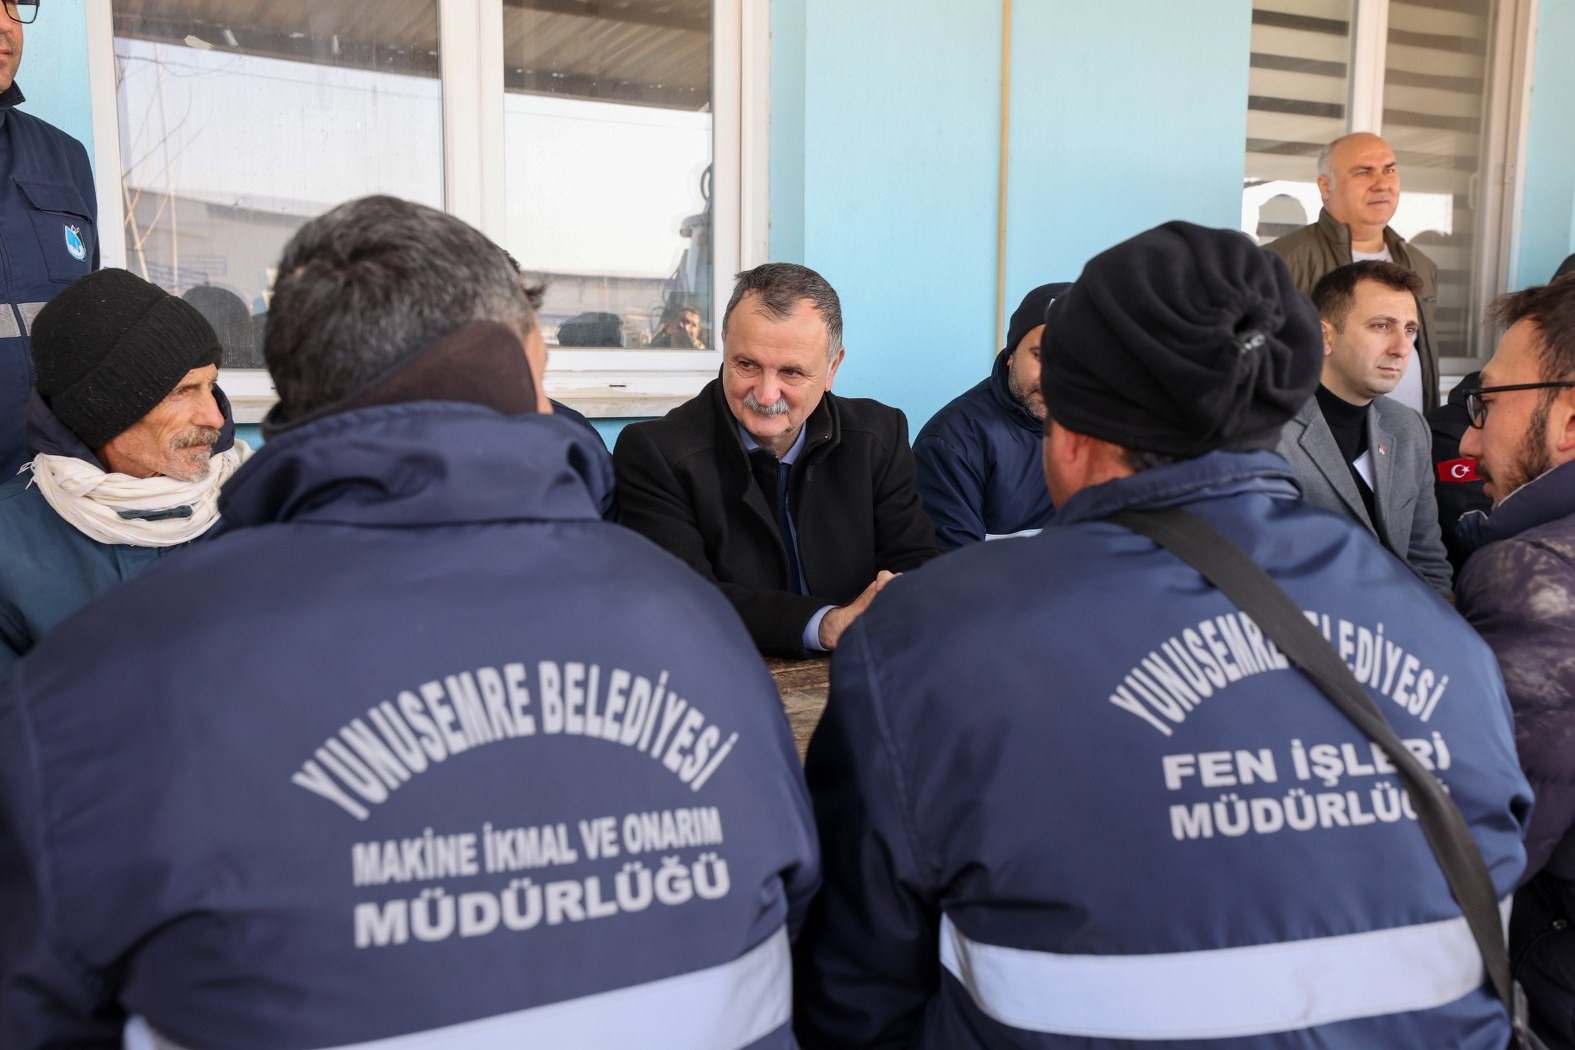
[112,0,444,368]
[502,1,714,351]
[1243,0,1508,360]
[1381,0,1497,359]
[1241,0,1355,244]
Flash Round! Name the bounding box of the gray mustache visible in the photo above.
[743,392,790,417]
[173,427,222,451]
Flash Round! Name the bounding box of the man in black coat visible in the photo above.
[614,263,938,657]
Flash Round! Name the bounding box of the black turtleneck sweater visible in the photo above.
[1314,384,1378,526]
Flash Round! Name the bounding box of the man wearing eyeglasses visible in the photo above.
[1454,273,1575,1048]
[1,0,98,480]
[1276,260,1453,595]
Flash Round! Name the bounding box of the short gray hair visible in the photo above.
[721,262,843,358]
[1316,141,1335,186]
[265,196,534,420]
[1318,133,1385,190]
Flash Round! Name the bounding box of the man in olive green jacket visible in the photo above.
[1268,132,1440,413]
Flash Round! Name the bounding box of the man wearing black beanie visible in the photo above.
[797,221,1531,1048]
[0,267,251,671]
[913,281,1070,548]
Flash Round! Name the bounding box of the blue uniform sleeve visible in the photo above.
[0,672,123,1048]
[793,624,940,1048]
[912,432,987,550]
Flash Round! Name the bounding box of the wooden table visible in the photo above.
[766,656,831,759]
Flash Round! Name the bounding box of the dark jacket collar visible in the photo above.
[1314,207,1353,252]
[1054,450,1304,526]
[987,349,1044,435]
[1315,205,1409,257]
[23,386,238,470]
[1458,458,1575,553]
[213,402,609,536]
[0,82,19,129]
[264,321,537,438]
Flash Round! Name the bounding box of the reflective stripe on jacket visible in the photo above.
[796,449,1531,1048]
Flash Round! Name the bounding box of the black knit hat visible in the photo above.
[1043,221,1321,457]
[1004,282,1072,356]
[31,269,223,449]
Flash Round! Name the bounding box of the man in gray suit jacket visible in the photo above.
[1277,261,1453,595]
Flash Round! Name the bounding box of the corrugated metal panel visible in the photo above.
[111,0,711,108]
[505,1,709,109]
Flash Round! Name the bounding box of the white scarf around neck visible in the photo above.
[26,441,254,547]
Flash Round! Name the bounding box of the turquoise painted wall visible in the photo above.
[771,0,1253,433]
[768,0,807,265]
[588,418,631,450]
[11,2,94,162]
[776,0,1005,433]
[1517,0,1575,287]
[1002,2,1253,317]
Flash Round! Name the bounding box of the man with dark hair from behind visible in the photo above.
[0,195,818,1049]
[1454,272,1575,1048]
[1276,259,1453,595]
[795,222,1529,1048]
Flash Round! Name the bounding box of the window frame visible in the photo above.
[1242,0,1537,367]
[84,0,767,422]
[1358,0,1535,372]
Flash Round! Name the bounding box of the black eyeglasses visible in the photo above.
[3,1,38,25]
[1464,382,1575,428]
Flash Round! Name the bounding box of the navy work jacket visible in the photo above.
[0,83,98,478]
[797,450,1531,1048]
[913,348,1053,548]
[0,403,818,1049]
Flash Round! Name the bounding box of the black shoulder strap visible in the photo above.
[1108,505,1529,1041]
